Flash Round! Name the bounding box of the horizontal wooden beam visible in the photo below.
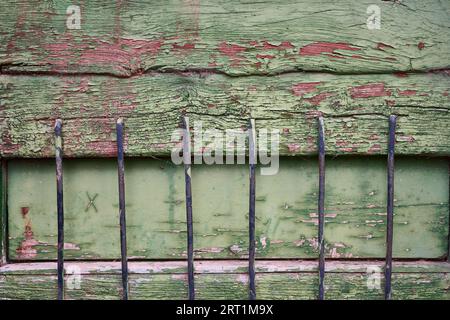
[1,1,449,76]
[3,260,450,275]
[1,261,450,299]
[1,72,449,157]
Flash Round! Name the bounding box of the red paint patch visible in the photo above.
[21,207,29,218]
[0,132,21,154]
[172,43,195,50]
[16,221,39,260]
[397,89,417,96]
[43,35,164,75]
[81,38,163,65]
[218,42,247,58]
[299,42,359,56]
[443,91,449,97]
[336,140,348,147]
[305,92,333,106]
[350,83,392,99]
[368,144,382,154]
[291,82,322,96]
[393,72,409,78]
[418,42,425,50]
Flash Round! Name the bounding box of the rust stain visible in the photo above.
[393,72,409,78]
[16,220,38,260]
[21,207,29,218]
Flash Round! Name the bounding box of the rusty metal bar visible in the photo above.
[448,160,450,263]
[248,119,256,300]
[54,119,64,300]
[0,161,7,267]
[182,116,195,300]
[385,114,397,300]
[317,116,326,300]
[116,118,129,300]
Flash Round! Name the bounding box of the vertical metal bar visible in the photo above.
[248,119,256,300]
[0,161,7,267]
[54,119,64,300]
[447,158,450,262]
[182,116,195,300]
[385,114,397,300]
[116,118,129,300]
[317,116,326,300]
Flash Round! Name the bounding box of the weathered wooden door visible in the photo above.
[0,0,449,300]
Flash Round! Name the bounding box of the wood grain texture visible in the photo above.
[1,261,450,299]
[7,157,449,260]
[0,0,449,76]
[1,72,449,157]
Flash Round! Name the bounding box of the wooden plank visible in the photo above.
[1,0,449,76]
[1,261,450,299]
[3,260,450,275]
[1,72,449,158]
[7,157,449,260]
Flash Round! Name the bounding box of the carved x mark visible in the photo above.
[85,192,98,212]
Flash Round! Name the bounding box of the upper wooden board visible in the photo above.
[1,0,449,76]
